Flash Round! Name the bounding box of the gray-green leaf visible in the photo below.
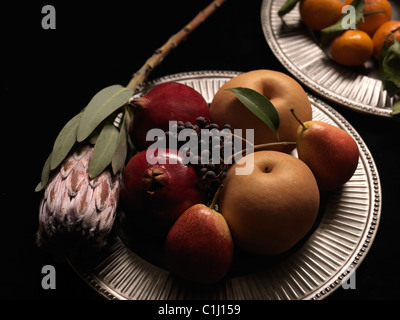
[226,87,280,137]
[77,85,134,143]
[112,108,130,175]
[50,112,82,170]
[35,152,52,192]
[88,121,120,179]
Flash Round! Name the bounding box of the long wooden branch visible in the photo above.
[126,0,228,92]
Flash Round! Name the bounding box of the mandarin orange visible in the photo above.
[372,20,400,59]
[329,29,373,66]
[300,0,342,30]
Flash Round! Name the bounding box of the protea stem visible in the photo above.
[126,0,228,92]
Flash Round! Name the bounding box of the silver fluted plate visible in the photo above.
[261,0,400,118]
[67,71,381,300]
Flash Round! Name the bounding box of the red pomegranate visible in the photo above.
[120,148,206,236]
[129,82,210,151]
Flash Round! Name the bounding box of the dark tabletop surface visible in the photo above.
[2,0,399,303]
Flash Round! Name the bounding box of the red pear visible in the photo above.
[291,109,359,191]
[130,82,210,150]
[165,190,234,284]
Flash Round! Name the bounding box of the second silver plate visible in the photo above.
[261,0,400,118]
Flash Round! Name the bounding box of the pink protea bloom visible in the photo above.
[37,145,120,250]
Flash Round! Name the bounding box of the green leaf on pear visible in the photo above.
[88,120,120,179]
[77,85,134,143]
[226,87,280,139]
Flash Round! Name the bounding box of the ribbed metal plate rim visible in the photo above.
[68,70,382,300]
[261,0,399,118]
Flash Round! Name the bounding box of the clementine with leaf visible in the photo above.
[343,0,392,36]
[372,20,400,59]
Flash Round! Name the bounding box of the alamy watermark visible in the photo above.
[41,5,56,30]
[341,265,356,290]
[41,265,56,290]
[146,121,255,175]
[342,5,357,30]
[40,4,358,31]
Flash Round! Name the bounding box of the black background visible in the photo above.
[1,0,399,305]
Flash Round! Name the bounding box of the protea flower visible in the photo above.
[37,145,120,251]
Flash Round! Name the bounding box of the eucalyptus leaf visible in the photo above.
[124,106,137,158]
[89,121,120,179]
[77,85,134,143]
[226,87,280,137]
[112,108,130,175]
[35,181,45,193]
[88,126,102,145]
[35,152,52,192]
[50,112,82,170]
[320,0,364,46]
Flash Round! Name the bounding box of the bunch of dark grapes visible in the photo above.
[164,117,234,203]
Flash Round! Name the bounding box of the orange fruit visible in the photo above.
[300,0,342,30]
[372,20,400,59]
[329,30,373,66]
[343,0,392,36]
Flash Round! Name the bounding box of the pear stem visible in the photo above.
[253,141,297,151]
[230,132,254,147]
[227,141,297,163]
[210,185,223,210]
[290,108,306,130]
